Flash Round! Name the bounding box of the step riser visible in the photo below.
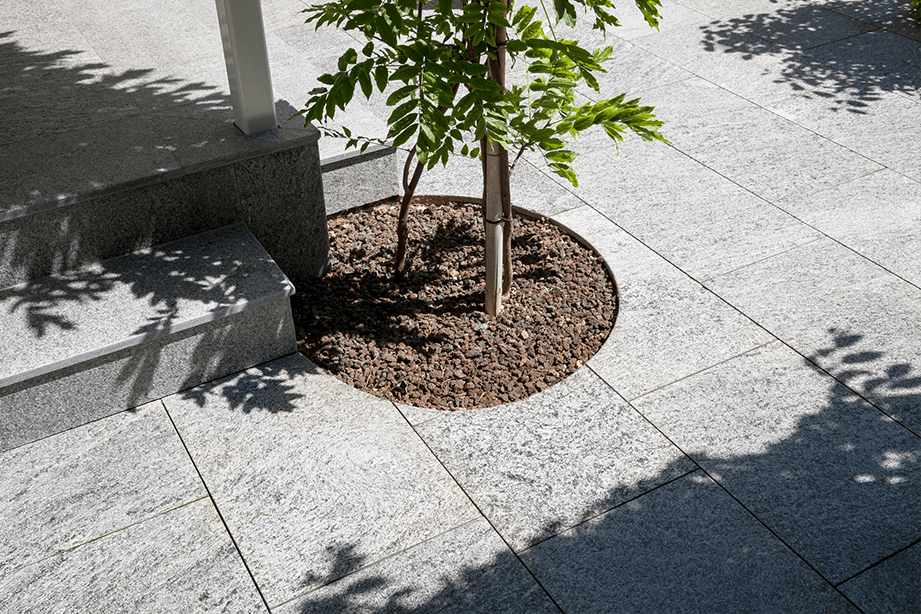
[0,139,331,292]
[1,297,295,452]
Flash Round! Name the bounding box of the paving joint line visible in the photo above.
[833,537,921,588]
[161,399,274,614]
[588,368,868,613]
[392,401,567,614]
[269,516,485,609]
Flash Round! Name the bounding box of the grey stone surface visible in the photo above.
[553,205,774,399]
[164,353,479,607]
[321,146,400,215]
[0,48,140,140]
[233,144,331,286]
[641,77,884,203]
[0,115,181,215]
[632,341,921,583]
[0,165,243,290]
[826,0,921,42]
[521,472,856,614]
[602,0,707,40]
[579,35,695,100]
[70,0,226,76]
[804,30,921,103]
[777,169,921,287]
[669,0,813,20]
[768,90,921,184]
[564,141,822,281]
[0,401,203,575]
[735,4,875,51]
[632,23,873,108]
[0,125,328,289]
[276,518,559,614]
[704,238,921,433]
[0,499,267,614]
[839,541,920,614]
[415,155,483,201]
[1,297,296,451]
[395,401,450,427]
[415,368,695,551]
[0,224,292,386]
[508,159,585,219]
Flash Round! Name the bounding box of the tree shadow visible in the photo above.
[697,2,921,112]
[276,329,919,613]
[0,20,321,449]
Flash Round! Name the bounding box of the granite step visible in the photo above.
[0,224,297,452]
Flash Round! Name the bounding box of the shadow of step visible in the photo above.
[0,224,296,452]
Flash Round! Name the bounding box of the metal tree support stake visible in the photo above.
[484,143,505,316]
[215,0,278,135]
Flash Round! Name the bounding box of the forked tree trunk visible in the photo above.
[395,148,425,278]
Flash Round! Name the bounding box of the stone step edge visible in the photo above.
[0,227,295,392]
[0,289,294,392]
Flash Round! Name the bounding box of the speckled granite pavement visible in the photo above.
[2,0,919,612]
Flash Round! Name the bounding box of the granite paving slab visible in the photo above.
[712,2,876,51]
[768,90,921,184]
[704,238,921,433]
[601,0,707,41]
[164,353,479,607]
[0,43,140,141]
[838,541,920,614]
[563,143,822,281]
[521,471,856,614]
[642,77,884,203]
[0,498,267,614]
[415,367,695,551]
[776,169,921,288]
[0,401,203,576]
[0,224,293,386]
[631,341,921,584]
[826,0,921,42]
[632,22,882,109]
[803,30,921,103]
[553,205,774,399]
[68,0,225,79]
[275,518,559,614]
[574,35,695,101]
[671,0,827,21]
[0,115,181,212]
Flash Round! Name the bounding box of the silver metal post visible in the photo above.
[215,0,278,134]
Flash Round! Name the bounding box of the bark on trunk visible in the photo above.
[482,0,511,316]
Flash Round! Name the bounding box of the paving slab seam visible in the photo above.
[585,366,866,611]
[695,236,827,285]
[514,466,699,555]
[622,338,780,403]
[161,400,273,614]
[833,537,921,589]
[390,399,567,614]
[620,45,900,182]
[267,516,488,610]
[0,495,210,582]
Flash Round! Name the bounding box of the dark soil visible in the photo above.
[291,198,617,410]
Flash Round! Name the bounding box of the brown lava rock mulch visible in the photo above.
[291,198,617,410]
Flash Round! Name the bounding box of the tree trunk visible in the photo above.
[395,148,425,278]
[482,0,511,316]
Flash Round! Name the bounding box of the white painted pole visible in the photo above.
[215,0,278,134]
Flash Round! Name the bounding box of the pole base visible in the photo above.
[486,289,503,317]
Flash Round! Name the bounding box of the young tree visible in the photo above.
[298,0,667,316]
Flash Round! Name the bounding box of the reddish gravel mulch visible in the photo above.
[291,198,617,410]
